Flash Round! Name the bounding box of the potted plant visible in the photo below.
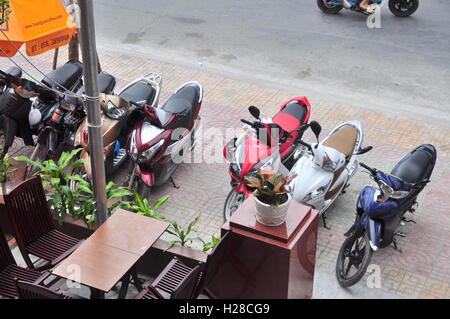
[245,167,296,226]
[0,152,16,195]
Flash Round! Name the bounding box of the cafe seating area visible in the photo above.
[0,176,231,299]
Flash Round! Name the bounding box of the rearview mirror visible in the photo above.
[248,106,260,120]
[310,120,321,140]
[355,146,373,155]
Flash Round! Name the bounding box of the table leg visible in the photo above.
[90,288,105,299]
[118,272,131,299]
[131,267,143,291]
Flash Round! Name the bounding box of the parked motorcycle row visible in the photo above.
[222,103,436,287]
[0,60,436,288]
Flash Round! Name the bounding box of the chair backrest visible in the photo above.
[4,175,54,249]
[14,279,64,299]
[170,264,202,299]
[194,231,230,297]
[0,224,16,270]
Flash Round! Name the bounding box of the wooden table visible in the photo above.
[52,209,169,299]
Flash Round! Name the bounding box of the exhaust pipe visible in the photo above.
[341,0,352,8]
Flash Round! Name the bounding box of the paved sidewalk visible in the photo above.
[1,46,449,299]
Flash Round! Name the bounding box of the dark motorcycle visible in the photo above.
[23,60,87,178]
[317,0,419,17]
[24,70,117,179]
[335,144,436,287]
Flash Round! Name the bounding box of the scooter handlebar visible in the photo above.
[240,119,254,126]
[360,162,377,175]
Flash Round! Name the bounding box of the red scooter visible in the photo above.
[223,97,311,220]
[125,81,203,199]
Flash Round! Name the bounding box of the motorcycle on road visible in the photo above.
[335,144,436,287]
[317,0,419,17]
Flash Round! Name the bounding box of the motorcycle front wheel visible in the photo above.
[336,231,373,287]
[24,143,47,180]
[317,0,343,14]
[389,0,419,17]
[125,168,152,202]
[223,188,246,222]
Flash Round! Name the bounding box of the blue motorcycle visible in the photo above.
[317,0,419,17]
[335,144,436,287]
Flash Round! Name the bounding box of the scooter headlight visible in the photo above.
[130,131,139,161]
[138,139,165,163]
[379,180,409,199]
[303,180,332,203]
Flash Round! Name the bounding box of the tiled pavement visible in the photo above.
[1,47,449,299]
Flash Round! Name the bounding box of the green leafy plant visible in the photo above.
[196,235,221,252]
[74,179,134,227]
[16,149,86,223]
[16,149,133,226]
[122,193,169,219]
[0,152,16,194]
[165,215,200,249]
[245,167,296,206]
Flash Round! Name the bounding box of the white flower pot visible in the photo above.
[254,194,291,227]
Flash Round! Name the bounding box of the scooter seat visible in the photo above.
[273,101,307,133]
[78,72,116,95]
[162,86,198,114]
[119,82,155,104]
[322,125,357,157]
[391,148,432,184]
[161,86,199,129]
[42,60,83,90]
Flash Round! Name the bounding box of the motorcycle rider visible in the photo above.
[341,0,375,13]
[0,83,34,156]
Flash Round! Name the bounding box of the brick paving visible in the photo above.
[1,46,449,299]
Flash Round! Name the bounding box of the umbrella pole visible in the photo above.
[78,0,108,227]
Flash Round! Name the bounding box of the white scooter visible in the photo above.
[288,120,373,228]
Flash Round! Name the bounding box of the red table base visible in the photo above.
[207,198,319,299]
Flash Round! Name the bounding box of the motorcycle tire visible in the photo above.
[317,0,343,14]
[137,179,152,200]
[223,188,245,222]
[24,143,47,180]
[69,165,90,193]
[389,0,419,17]
[336,231,373,287]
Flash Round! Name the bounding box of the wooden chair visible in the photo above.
[0,225,48,298]
[4,175,83,270]
[194,231,230,298]
[135,232,230,299]
[134,257,202,299]
[14,279,85,299]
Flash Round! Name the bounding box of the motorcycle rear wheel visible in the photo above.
[317,0,343,14]
[223,188,245,222]
[24,143,47,180]
[336,231,373,287]
[389,0,419,17]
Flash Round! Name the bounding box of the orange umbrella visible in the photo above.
[0,0,76,57]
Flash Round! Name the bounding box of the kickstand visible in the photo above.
[392,239,402,253]
[170,177,180,189]
[322,214,331,230]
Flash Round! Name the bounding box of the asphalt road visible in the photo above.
[93,0,450,126]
